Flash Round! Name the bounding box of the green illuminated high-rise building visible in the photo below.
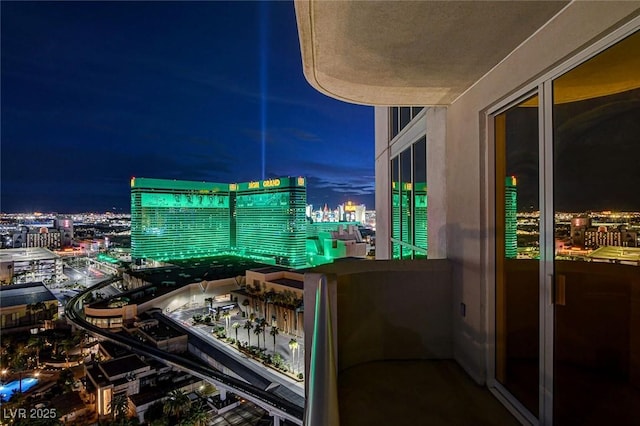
[130,178,231,262]
[414,182,428,255]
[131,176,307,268]
[233,177,307,268]
[505,176,518,259]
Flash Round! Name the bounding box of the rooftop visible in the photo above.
[50,391,85,416]
[0,282,57,308]
[270,277,304,290]
[100,354,148,378]
[129,375,201,407]
[587,246,640,264]
[139,322,185,341]
[0,247,60,261]
[129,255,264,287]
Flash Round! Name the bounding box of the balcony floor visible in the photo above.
[338,359,520,426]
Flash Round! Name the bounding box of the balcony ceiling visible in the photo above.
[295,0,569,105]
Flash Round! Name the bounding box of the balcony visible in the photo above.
[303,259,519,425]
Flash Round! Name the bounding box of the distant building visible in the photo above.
[571,216,637,249]
[307,223,367,266]
[85,349,203,422]
[340,201,367,223]
[56,216,75,247]
[0,247,64,285]
[10,226,62,250]
[584,225,637,248]
[130,177,232,263]
[233,177,307,268]
[131,176,307,269]
[570,215,591,248]
[505,176,517,259]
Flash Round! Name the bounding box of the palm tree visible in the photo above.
[27,336,44,368]
[33,301,47,322]
[232,322,240,342]
[184,401,210,426]
[289,338,299,374]
[163,389,191,420]
[57,368,75,394]
[270,326,279,353]
[109,393,129,422]
[26,303,34,324]
[61,338,75,368]
[221,310,231,336]
[243,320,254,346]
[259,318,268,349]
[253,322,263,349]
[10,354,26,393]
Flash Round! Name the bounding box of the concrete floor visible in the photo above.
[338,359,520,426]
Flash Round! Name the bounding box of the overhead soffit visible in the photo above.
[295,0,569,106]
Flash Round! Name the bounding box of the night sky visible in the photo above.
[506,88,640,212]
[1,1,374,213]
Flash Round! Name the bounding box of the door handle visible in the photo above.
[555,274,566,306]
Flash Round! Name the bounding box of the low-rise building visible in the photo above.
[85,348,203,422]
[85,354,154,418]
[0,282,58,333]
[0,247,64,285]
[236,267,305,336]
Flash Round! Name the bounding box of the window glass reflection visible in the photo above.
[391,156,400,259]
[552,30,640,426]
[495,94,539,417]
[413,137,427,251]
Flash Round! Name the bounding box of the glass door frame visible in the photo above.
[485,17,640,426]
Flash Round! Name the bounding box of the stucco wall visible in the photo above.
[305,259,452,376]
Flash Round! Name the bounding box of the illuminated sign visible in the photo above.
[130,177,136,188]
[263,178,281,188]
[248,181,260,189]
[345,202,356,212]
[297,177,305,186]
[230,183,237,191]
[141,193,229,208]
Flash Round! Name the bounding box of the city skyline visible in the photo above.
[1,1,374,213]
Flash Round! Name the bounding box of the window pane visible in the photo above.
[400,107,411,129]
[552,31,640,426]
[390,107,399,140]
[391,156,400,259]
[400,148,412,246]
[411,107,424,118]
[495,94,539,417]
[413,137,427,251]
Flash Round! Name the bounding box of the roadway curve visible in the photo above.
[65,277,304,424]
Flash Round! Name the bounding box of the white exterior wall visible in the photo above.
[374,107,390,259]
[374,107,447,260]
[446,3,640,383]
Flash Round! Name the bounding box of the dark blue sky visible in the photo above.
[1,1,374,213]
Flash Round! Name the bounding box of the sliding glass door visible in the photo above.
[551,30,640,426]
[495,94,540,418]
[495,28,640,425]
